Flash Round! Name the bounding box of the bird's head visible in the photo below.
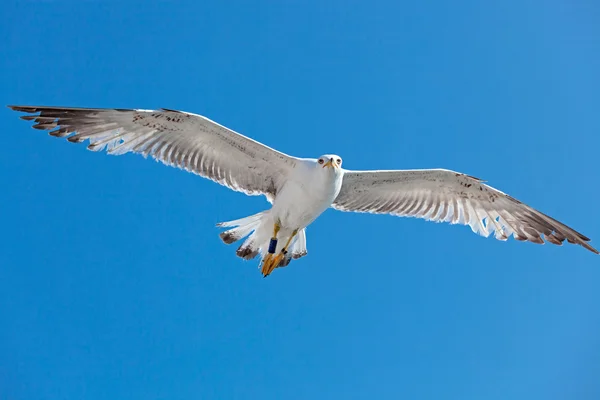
[317,154,343,170]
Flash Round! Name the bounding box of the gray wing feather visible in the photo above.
[9,105,298,200]
[333,169,597,254]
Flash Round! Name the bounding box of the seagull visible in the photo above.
[8,105,598,276]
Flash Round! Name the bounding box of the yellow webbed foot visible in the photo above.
[261,226,297,277]
[272,253,285,269]
[261,254,275,277]
[262,252,286,277]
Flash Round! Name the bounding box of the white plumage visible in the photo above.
[9,105,598,276]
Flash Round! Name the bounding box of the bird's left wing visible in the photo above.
[9,105,298,200]
[333,168,598,253]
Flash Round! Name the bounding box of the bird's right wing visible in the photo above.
[9,105,299,201]
[333,168,597,254]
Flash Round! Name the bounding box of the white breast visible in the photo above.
[271,160,343,229]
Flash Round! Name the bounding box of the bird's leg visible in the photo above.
[272,229,299,270]
[261,221,281,277]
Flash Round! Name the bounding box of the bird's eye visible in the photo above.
[318,159,324,164]
[336,159,341,164]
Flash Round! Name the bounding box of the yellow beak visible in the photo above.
[322,159,335,168]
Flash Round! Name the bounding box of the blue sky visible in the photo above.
[1,1,599,399]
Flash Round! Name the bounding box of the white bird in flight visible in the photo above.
[9,105,597,276]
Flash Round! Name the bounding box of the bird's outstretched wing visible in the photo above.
[333,168,597,254]
[9,105,298,200]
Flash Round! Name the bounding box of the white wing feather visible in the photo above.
[333,169,597,254]
[10,105,298,200]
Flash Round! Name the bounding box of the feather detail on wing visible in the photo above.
[333,169,598,254]
[9,105,298,200]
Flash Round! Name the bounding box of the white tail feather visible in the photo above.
[216,211,265,228]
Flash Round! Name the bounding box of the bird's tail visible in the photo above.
[217,212,308,268]
[217,212,266,260]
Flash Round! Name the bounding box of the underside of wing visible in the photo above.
[9,105,298,200]
[333,168,598,254]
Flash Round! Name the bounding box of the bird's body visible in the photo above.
[271,157,344,228]
[9,105,598,276]
[219,156,344,273]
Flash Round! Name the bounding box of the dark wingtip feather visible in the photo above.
[581,241,599,254]
[49,128,71,138]
[579,233,591,242]
[529,236,545,245]
[544,233,564,246]
[66,136,84,143]
[8,105,38,113]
